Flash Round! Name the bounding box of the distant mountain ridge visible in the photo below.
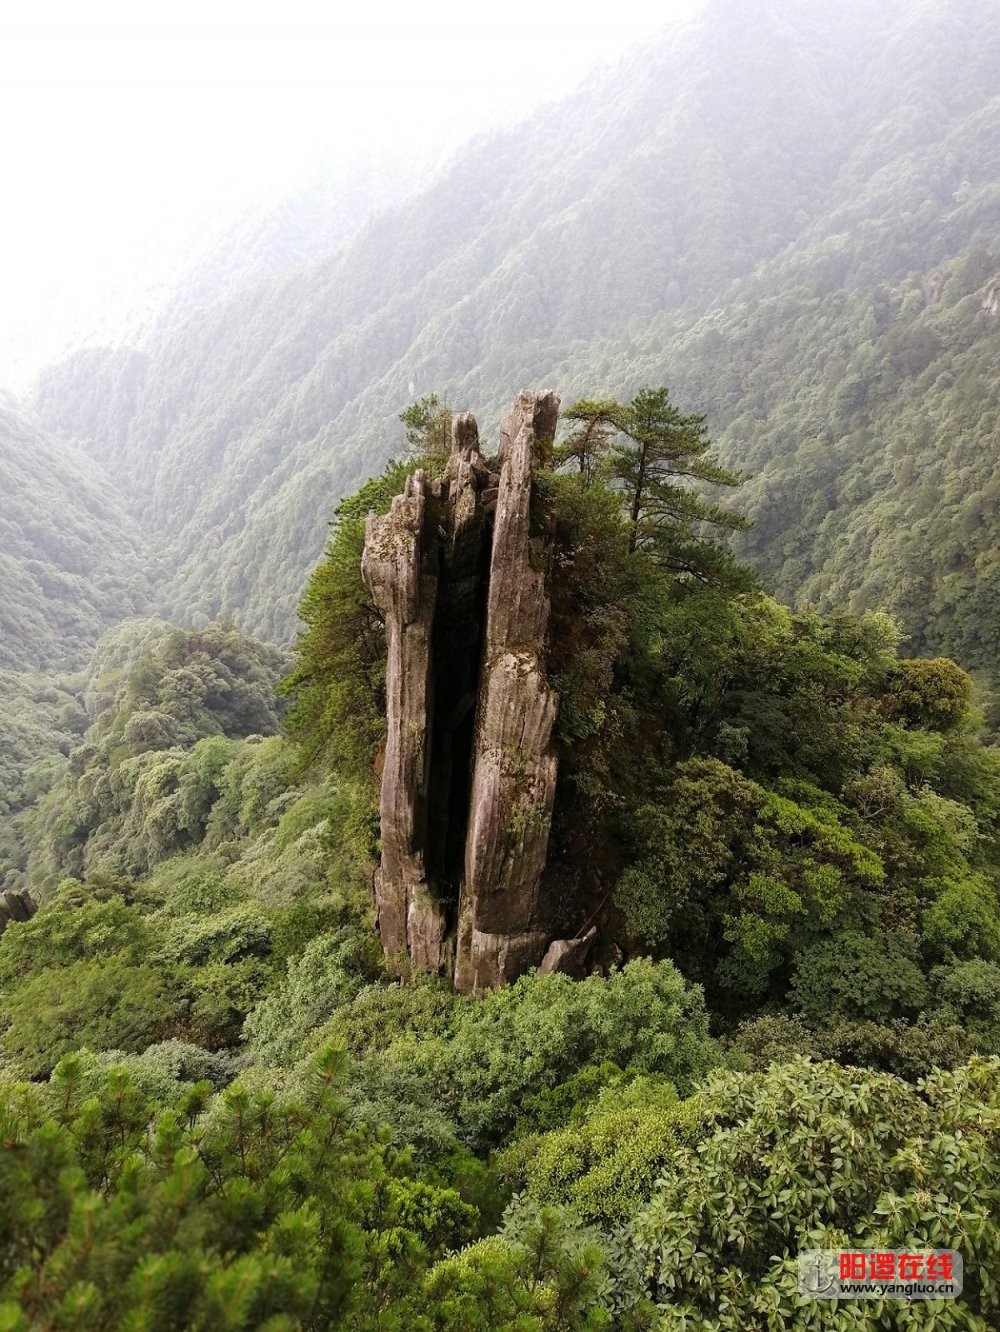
[0,395,150,672]
[29,0,1000,664]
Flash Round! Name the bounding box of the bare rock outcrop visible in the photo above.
[362,391,567,992]
[455,391,560,993]
[0,887,37,936]
[362,471,440,966]
[537,927,598,979]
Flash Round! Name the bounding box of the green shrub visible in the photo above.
[0,1046,481,1330]
[932,959,1000,1052]
[442,959,718,1149]
[0,958,185,1078]
[417,1203,616,1331]
[922,875,1000,965]
[500,1076,705,1224]
[790,929,928,1023]
[319,975,456,1057]
[629,1057,1000,1327]
[889,657,975,731]
[243,926,384,1064]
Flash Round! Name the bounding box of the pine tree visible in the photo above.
[562,387,753,588]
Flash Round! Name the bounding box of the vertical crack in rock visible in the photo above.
[426,414,490,910]
[362,391,563,991]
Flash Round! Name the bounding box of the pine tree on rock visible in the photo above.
[564,387,751,587]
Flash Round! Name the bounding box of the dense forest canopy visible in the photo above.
[4,387,1000,1323]
[15,0,999,672]
[4,0,1000,1324]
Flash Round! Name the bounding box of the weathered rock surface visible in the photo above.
[537,927,598,978]
[362,471,439,966]
[0,887,37,936]
[455,394,561,991]
[362,391,567,992]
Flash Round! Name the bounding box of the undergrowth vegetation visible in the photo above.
[4,395,1000,1327]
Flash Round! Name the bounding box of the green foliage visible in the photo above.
[151,855,246,917]
[7,9,1000,1306]
[437,959,717,1150]
[160,902,273,968]
[626,1057,1000,1327]
[499,1077,705,1225]
[493,1058,1000,1325]
[280,462,413,787]
[0,400,150,676]
[711,247,1000,671]
[399,393,453,461]
[922,874,1000,965]
[563,387,750,587]
[25,623,288,891]
[790,930,929,1024]
[931,959,1000,1053]
[731,1011,979,1083]
[540,471,637,754]
[109,621,288,746]
[889,657,976,731]
[0,670,88,893]
[0,886,277,1076]
[554,398,617,483]
[534,402,755,894]
[0,895,150,982]
[305,960,717,1167]
[71,1040,238,1099]
[4,455,1000,1325]
[0,895,190,1076]
[0,955,183,1079]
[0,619,382,1078]
[7,404,1000,1325]
[569,574,1000,1035]
[514,1062,626,1136]
[319,975,456,1058]
[614,759,761,948]
[417,1203,616,1330]
[0,1046,480,1330]
[612,752,920,1004]
[243,927,384,1065]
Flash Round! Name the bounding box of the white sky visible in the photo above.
[0,0,705,392]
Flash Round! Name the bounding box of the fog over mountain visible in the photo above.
[26,0,1000,667]
[5,5,1000,1325]
[0,394,149,673]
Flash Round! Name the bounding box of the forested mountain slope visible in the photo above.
[0,395,150,672]
[7,4,1000,1318]
[4,448,1000,1321]
[674,247,1000,665]
[31,0,1000,661]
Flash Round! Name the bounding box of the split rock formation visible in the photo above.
[362,390,579,993]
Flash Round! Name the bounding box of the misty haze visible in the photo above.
[2,0,1000,1326]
